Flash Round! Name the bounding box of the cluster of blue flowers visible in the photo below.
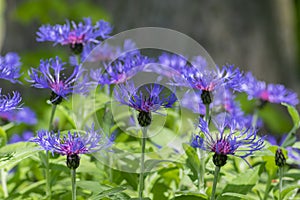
[2,17,299,175]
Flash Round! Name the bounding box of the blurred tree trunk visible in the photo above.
[99,0,299,93]
[0,1,5,51]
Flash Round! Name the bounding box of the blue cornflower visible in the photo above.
[27,56,87,104]
[191,116,265,166]
[37,18,112,54]
[90,52,150,85]
[114,81,177,127]
[0,107,37,125]
[171,58,243,104]
[0,89,22,112]
[31,125,112,169]
[9,131,34,144]
[0,52,22,83]
[242,72,299,106]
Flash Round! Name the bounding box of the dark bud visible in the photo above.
[201,90,212,105]
[50,91,63,105]
[67,154,80,169]
[138,111,152,127]
[275,148,286,167]
[213,153,228,167]
[70,43,83,55]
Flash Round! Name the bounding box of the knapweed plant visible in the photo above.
[0,17,299,200]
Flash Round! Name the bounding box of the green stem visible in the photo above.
[263,173,272,200]
[252,109,258,129]
[197,148,205,192]
[45,151,51,199]
[279,167,283,200]
[2,122,14,131]
[45,104,57,199]
[49,104,57,131]
[71,169,76,200]
[1,168,8,198]
[211,166,220,200]
[205,104,210,123]
[138,127,147,199]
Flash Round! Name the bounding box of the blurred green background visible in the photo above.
[1,0,300,135]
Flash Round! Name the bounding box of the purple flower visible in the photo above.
[31,125,112,169]
[9,131,34,144]
[0,107,37,125]
[0,52,22,83]
[27,57,87,104]
[0,90,22,112]
[242,72,299,106]
[191,117,265,166]
[114,81,177,127]
[114,81,177,113]
[82,39,137,63]
[90,52,150,85]
[32,126,111,156]
[37,18,112,51]
[156,53,191,78]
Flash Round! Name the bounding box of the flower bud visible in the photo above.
[201,90,212,105]
[138,111,152,127]
[275,148,286,167]
[67,154,80,169]
[213,153,228,167]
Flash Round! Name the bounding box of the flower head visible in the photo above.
[191,116,264,166]
[28,56,87,104]
[31,125,112,169]
[37,18,112,54]
[242,72,298,106]
[0,52,22,83]
[90,51,150,85]
[114,81,177,127]
[0,90,22,112]
[0,107,37,125]
[9,131,34,144]
[114,81,177,113]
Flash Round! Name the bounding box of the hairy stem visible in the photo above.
[71,169,76,200]
[279,167,284,200]
[197,148,205,192]
[138,127,147,199]
[263,173,272,200]
[45,104,57,199]
[211,166,220,200]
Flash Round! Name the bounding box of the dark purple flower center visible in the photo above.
[212,139,233,155]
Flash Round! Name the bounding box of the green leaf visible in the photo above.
[77,180,106,194]
[89,186,127,200]
[173,194,207,200]
[56,105,76,128]
[281,185,300,199]
[144,159,176,172]
[0,142,39,169]
[262,146,278,177]
[0,126,7,147]
[281,103,300,147]
[292,141,300,149]
[282,103,300,128]
[182,143,200,180]
[222,192,257,200]
[219,166,260,200]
